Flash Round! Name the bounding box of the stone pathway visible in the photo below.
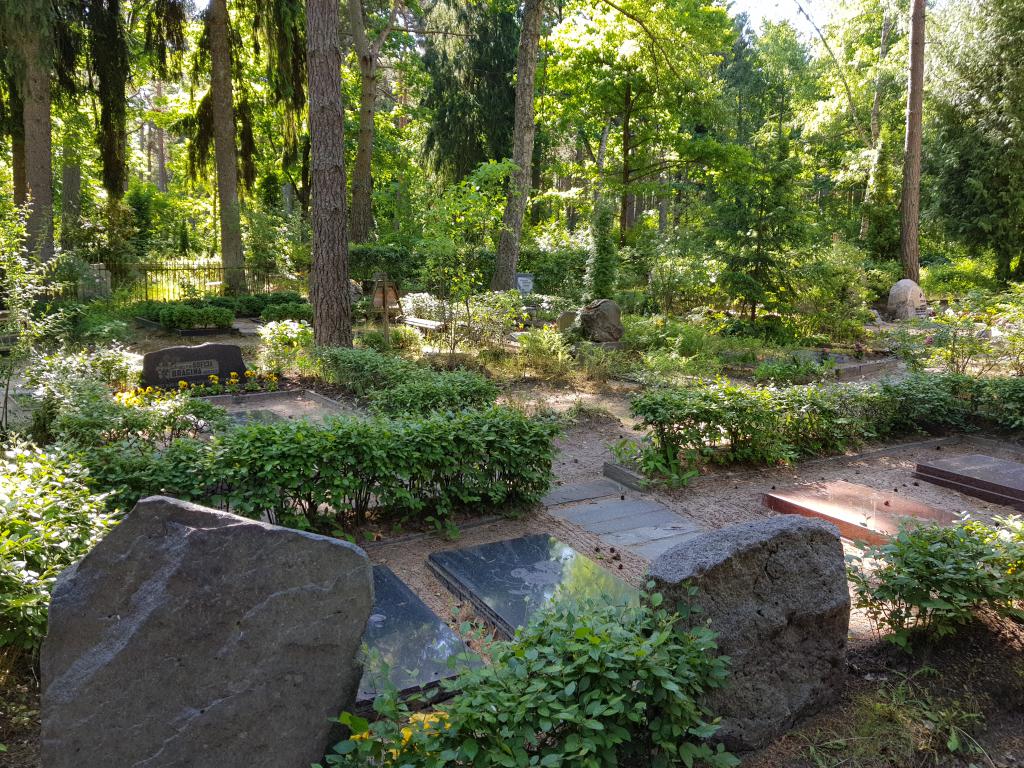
[542,478,705,560]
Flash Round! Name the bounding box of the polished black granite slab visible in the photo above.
[357,566,477,707]
[428,534,637,638]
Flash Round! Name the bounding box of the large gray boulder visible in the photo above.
[578,299,624,342]
[41,496,374,768]
[886,278,927,320]
[650,515,849,751]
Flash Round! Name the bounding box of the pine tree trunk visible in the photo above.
[307,0,353,347]
[91,0,128,199]
[21,32,53,260]
[209,0,247,294]
[492,0,544,290]
[7,75,27,206]
[350,55,377,243]
[860,14,892,240]
[154,82,169,192]
[899,0,925,283]
[619,83,633,245]
[61,149,81,251]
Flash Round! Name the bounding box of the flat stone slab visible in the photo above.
[763,480,957,545]
[142,342,246,388]
[915,454,1024,510]
[557,498,667,526]
[202,389,359,425]
[358,566,477,708]
[586,508,682,534]
[601,520,704,547]
[631,532,706,560]
[428,535,636,638]
[541,478,621,507]
[40,496,373,768]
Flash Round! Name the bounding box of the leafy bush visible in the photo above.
[629,373,1024,477]
[357,326,423,354]
[82,407,558,531]
[367,370,497,416]
[257,319,315,375]
[518,326,574,379]
[753,356,835,384]
[316,347,422,397]
[158,303,234,331]
[322,591,737,768]
[260,301,313,322]
[1,445,115,653]
[848,517,1024,649]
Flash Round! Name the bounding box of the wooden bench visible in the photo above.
[403,316,445,333]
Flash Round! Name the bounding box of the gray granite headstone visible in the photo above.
[142,342,247,387]
[41,496,374,768]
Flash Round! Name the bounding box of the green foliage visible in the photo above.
[584,201,618,301]
[322,592,737,768]
[1,445,115,653]
[83,407,558,531]
[848,516,1024,649]
[157,303,234,331]
[357,326,424,354]
[316,348,420,397]
[260,301,313,322]
[257,319,315,375]
[367,370,498,417]
[518,326,574,379]
[348,243,416,283]
[629,373,1024,477]
[753,356,835,384]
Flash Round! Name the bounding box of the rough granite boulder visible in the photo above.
[886,278,927,320]
[578,299,624,342]
[649,515,849,751]
[41,496,374,768]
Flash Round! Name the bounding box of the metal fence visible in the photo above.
[102,257,287,302]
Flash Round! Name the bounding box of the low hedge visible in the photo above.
[260,301,313,322]
[315,347,498,415]
[79,407,559,530]
[630,373,1024,473]
[158,304,235,331]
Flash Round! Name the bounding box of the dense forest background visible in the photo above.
[2,0,1023,326]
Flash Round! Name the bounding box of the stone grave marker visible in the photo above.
[41,496,374,768]
[357,565,478,710]
[915,453,1024,510]
[428,534,635,638]
[763,480,956,544]
[142,342,246,388]
[650,516,849,751]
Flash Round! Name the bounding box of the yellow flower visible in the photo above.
[178,380,188,389]
[229,371,239,379]
[245,370,256,378]
[208,374,219,383]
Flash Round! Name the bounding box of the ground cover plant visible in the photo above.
[321,591,738,768]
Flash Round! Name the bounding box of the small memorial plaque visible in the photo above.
[142,343,247,388]
[515,273,535,296]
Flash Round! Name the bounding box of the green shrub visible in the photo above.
[753,356,835,384]
[316,347,420,397]
[367,370,497,416]
[82,407,558,531]
[158,303,234,331]
[260,301,313,322]
[322,592,737,768]
[1,445,115,653]
[357,326,423,354]
[518,326,574,378]
[257,319,315,375]
[629,373,1022,478]
[847,517,1024,649]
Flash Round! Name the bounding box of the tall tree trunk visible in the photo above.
[91,0,129,199]
[347,0,399,244]
[209,0,247,294]
[21,32,53,260]
[61,135,81,251]
[154,82,169,192]
[619,83,633,245]
[492,0,544,290]
[860,13,893,240]
[7,76,26,206]
[899,0,925,283]
[307,0,353,346]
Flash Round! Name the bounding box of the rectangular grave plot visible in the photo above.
[357,566,478,709]
[763,480,957,545]
[915,454,1024,510]
[200,389,357,425]
[428,534,636,639]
